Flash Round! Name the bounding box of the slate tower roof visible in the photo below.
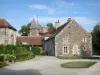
[30,18,37,29]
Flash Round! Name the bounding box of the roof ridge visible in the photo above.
[0,19,17,31]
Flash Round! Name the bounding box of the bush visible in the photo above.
[0,54,5,61]
[31,46,40,55]
[0,45,5,54]
[0,45,35,62]
[0,62,8,68]
[40,51,46,56]
[16,52,35,61]
[0,44,20,55]
[0,54,16,62]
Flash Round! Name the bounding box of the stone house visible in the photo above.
[0,19,17,45]
[44,18,92,57]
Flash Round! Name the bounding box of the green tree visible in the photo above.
[18,23,31,36]
[46,23,55,31]
[92,23,100,54]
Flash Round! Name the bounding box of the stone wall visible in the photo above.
[0,28,16,45]
[30,28,39,36]
[55,20,92,56]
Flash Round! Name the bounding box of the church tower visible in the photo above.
[30,18,39,36]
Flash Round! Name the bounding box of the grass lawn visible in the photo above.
[57,56,100,59]
[61,61,97,68]
[57,56,83,59]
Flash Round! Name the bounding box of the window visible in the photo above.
[63,47,67,53]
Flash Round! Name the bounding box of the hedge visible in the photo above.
[31,46,40,55]
[0,54,16,61]
[0,44,35,61]
[16,52,35,61]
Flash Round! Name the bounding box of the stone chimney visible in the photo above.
[55,20,60,29]
[67,18,71,22]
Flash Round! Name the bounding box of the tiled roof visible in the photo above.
[39,30,56,37]
[30,18,38,29]
[0,19,17,31]
[17,36,44,45]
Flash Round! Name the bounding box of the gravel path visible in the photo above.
[0,56,100,75]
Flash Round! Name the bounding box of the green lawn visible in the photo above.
[57,56,83,59]
[57,56,100,59]
[61,61,97,68]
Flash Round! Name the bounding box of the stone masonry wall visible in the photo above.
[0,28,16,45]
[55,20,92,56]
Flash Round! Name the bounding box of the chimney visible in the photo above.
[55,20,60,29]
[67,18,71,22]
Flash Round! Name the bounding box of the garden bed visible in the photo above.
[0,62,8,68]
[61,61,97,68]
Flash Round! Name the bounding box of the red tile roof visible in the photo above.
[39,30,55,37]
[17,36,44,45]
[0,19,17,31]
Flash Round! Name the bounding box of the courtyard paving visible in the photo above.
[0,56,100,75]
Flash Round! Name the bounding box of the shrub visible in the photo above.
[8,55,16,61]
[0,54,16,61]
[0,45,5,54]
[0,54,5,61]
[0,45,35,62]
[0,62,8,68]
[31,46,40,55]
[20,45,32,51]
[16,52,35,61]
[40,51,46,56]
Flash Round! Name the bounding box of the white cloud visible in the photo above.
[48,9,56,15]
[28,4,49,10]
[51,0,78,9]
[28,0,78,15]
[73,17,98,25]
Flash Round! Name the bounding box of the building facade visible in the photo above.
[44,18,92,57]
[0,19,17,45]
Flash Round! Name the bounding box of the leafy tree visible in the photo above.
[18,23,31,36]
[92,23,100,54]
[46,23,55,31]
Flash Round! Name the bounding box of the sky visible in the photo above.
[0,0,100,32]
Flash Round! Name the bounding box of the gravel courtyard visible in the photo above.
[0,56,100,75]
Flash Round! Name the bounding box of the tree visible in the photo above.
[18,23,31,36]
[46,23,55,31]
[92,23,100,54]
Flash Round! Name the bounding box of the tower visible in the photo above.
[30,18,39,36]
